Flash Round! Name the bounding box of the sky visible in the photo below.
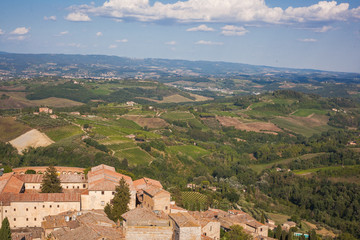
[0,0,360,73]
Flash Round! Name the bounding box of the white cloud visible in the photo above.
[109,44,117,48]
[195,40,223,45]
[314,25,333,33]
[68,0,360,24]
[44,16,57,21]
[299,38,317,42]
[10,27,30,35]
[284,1,350,22]
[221,25,248,36]
[8,35,27,41]
[165,41,176,45]
[115,39,128,43]
[0,29,4,35]
[96,32,103,36]
[65,12,91,22]
[60,31,69,35]
[187,24,214,32]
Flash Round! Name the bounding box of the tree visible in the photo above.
[41,166,62,193]
[25,169,36,174]
[224,225,252,240]
[275,225,282,240]
[104,177,130,222]
[0,217,12,240]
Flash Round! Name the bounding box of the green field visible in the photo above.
[0,117,31,142]
[45,125,83,141]
[249,153,326,173]
[116,118,142,129]
[292,109,328,117]
[293,165,360,175]
[166,145,210,160]
[115,147,153,166]
[106,142,137,150]
[182,191,208,210]
[161,111,194,121]
[271,117,332,137]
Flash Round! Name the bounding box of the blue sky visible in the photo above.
[0,0,360,73]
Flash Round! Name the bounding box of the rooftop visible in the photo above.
[169,212,201,228]
[0,192,81,205]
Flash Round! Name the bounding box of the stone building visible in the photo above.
[0,164,137,230]
[169,212,202,240]
[81,164,136,211]
[142,186,171,214]
[121,207,173,240]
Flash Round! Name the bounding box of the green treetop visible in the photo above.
[104,177,131,222]
[0,217,12,240]
[224,225,253,240]
[41,166,62,193]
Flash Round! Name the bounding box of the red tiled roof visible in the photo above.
[0,173,24,194]
[169,212,201,228]
[143,186,170,197]
[133,177,163,190]
[88,165,133,191]
[0,192,81,205]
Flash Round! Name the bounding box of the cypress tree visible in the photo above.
[41,166,62,193]
[105,177,130,222]
[275,225,283,240]
[0,217,12,240]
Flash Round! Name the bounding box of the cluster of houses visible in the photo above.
[0,164,272,240]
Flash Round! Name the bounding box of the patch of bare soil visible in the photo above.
[9,129,54,154]
[216,116,282,134]
[123,116,169,128]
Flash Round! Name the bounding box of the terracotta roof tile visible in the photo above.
[0,174,24,194]
[169,212,201,228]
[0,192,81,205]
[133,177,163,190]
[143,186,170,197]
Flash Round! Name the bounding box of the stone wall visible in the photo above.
[1,201,80,228]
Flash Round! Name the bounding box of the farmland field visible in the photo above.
[249,153,326,173]
[166,145,210,160]
[44,125,83,142]
[292,109,329,117]
[115,147,153,166]
[0,117,32,142]
[122,115,169,128]
[271,115,332,137]
[161,111,194,121]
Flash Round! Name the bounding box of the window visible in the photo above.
[83,184,86,188]
[34,218,37,221]
[101,191,105,195]
[13,208,16,211]
[67,186,69,189]
[57,205,60,208]
[112,192,114,195]
[34,207,36,210]
[73,186,75,189]
[101,201,105,206]
[26,208,28,211]
[5,210,7,213]
[77,186,79,189]
[14,218,16,221]
[33,186,35,189]
[50,205,52,208]
[26,218,28,221]
[165,206,168,210]
[43,205,45,208]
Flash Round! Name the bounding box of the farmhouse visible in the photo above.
[39,107,53,114]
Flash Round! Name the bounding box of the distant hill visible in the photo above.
[0,52,359,83]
